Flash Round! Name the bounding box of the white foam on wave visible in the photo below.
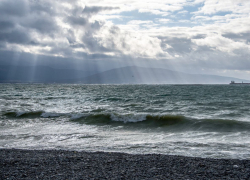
[15,111,44,117]
[70,114,87,120]
[110,113,147,123]
[16,111,27,117]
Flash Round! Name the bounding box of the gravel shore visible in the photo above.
[1,149,250,179]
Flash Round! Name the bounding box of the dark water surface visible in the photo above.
[1,84,250,159]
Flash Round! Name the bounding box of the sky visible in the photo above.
[0,0,250,79]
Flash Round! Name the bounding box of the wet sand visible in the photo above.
[1,149,250,179]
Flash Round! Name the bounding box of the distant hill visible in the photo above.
[80,66,250,84]
[1,65,249,84]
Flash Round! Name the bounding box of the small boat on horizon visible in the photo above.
[230,81,250,85]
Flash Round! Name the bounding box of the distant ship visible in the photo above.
[230,81,250,85]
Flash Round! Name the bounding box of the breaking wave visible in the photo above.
[71,113,250,132]
[3,111,63,118]
[3,111,250,132]
[4,111,45,118]
[71,114,250,132]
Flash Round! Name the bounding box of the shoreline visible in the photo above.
[1,149,250,179]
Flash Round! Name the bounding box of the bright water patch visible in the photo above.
[1,84,250,159]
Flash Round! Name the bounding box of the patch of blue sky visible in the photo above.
[182,3,201,18]
[109,10,195,28]
[151,5,202,27]
[159,5,201,27]
[213,11,233,16]
[110,10,165,25]
[109,3,203,28]
[108,3,232,28]
[191,11,234,25]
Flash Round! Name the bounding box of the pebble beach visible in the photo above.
[1,149,250,179]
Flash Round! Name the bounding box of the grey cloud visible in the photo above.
[222,32,250,43]
[67,30,76,44]
[83,25,133,54]
[45,46,76,57]
[0,0,29,17]
[0,0,59,47]
[0,28,32,44]
[191,34,207,39]
[0,42,5,49]
[82,32,112,53]
[90,21,103,30]
[0,21,15,31]
[29,1,56,16]
[174,47,250,72]
[21,15,58,35]
[73,51,116,60]
[69,43,85,49]
[69,5,119,18]
[73,19,112,53]
[82,6,119,17]
[159,36,195,54]
[0,0,122,59]
[156,33,250,73]
[65,16,88,26]
[63,5,117,54]
[66,6,118,26]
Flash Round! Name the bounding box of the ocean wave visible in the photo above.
[70,113,250,132]
[3,111,250,132]
[3,111,64,118]
[4,111,45,118]
[41,112,63,118]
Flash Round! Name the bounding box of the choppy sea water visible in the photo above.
[1,84,250,159]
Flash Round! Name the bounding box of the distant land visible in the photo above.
[80,66,250,84]
[1,65,249,84]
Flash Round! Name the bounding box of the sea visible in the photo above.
[1,84,250,159]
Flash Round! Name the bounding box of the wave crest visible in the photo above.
[3,111,250,132]
[71,113,250,132]
[4,111,44,118]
